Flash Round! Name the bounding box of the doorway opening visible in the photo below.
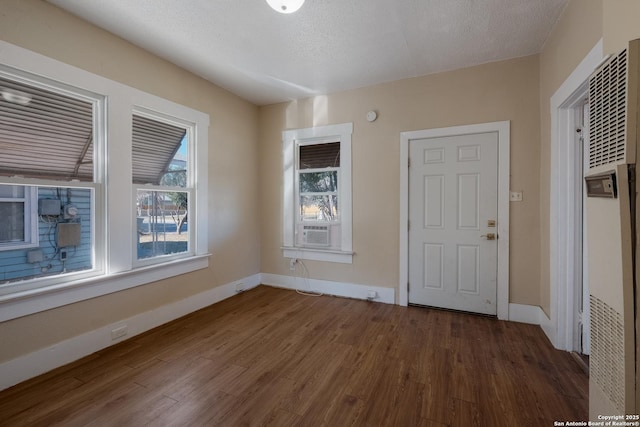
[548,39,602,352]
[554,84,591,355]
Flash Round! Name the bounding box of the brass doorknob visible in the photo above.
[481,233,496,240]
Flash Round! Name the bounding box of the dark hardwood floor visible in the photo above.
[0,286,588,426]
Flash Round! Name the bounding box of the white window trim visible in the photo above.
[0,186,38,251]
[0,40,210,321]
[0,69,107,287]
[282,122,353,264]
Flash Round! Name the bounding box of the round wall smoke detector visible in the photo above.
[366,110,377,122]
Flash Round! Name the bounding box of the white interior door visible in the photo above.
[408,132,498,315]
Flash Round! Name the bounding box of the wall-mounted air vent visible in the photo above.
[589,295,626,412]
[589,48,628,169]
[302,225,329,246]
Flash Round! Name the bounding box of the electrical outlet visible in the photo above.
[289,258,297,271]
[509,191,523,202]
[111,325,128,340]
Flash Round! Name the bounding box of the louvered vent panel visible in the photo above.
[589,295,626,412]
[588,49,628,168]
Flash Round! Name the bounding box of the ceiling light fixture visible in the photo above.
[266,0,305,14]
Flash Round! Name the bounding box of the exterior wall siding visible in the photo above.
[0,186,93,282]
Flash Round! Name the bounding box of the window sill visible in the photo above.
[282,247,353,264]
[0,242,39,252]
[0,254,210,322]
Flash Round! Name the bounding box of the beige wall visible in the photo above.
[537,0,603,316]
[259,56,541,305]
[604,0,640,54]
[0,0,260,362]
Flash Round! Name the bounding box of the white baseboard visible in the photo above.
[0,273,261,391]
[1,277,558,392]
[260,273,395,305]
[508,303,545,325]
[538,310,556,347]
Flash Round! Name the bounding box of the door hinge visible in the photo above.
[408,220,410,231]
[408,157,411,168]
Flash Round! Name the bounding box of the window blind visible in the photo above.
[299,142,340,169]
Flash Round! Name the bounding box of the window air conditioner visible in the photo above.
[302,225,329,246]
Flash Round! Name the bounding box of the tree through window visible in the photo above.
[132,113,191,260]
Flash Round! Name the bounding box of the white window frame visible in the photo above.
[282,123,353,263]
[131,108,196,267]
[0,67,106,292]
[0,186,38,251]
[0,41,209,322]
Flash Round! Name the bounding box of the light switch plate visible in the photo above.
[509,191,523,202]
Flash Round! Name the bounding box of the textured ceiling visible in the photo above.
[48,0,568,106]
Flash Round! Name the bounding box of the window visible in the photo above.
[0,72,100,285]
[0,185,37,251]
[297,142,341,249]
[0,41,209,320]
[132,112,193,262]
[282,123,353,263]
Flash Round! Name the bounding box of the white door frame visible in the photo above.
[399,121,511,320]
[546,39,604,350]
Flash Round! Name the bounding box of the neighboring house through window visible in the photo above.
[282,123,353,263]
[0,185,38,251]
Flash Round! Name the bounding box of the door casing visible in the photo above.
[548,39,603,351]
[399,121,510,320]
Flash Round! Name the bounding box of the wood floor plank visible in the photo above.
[304,393,367,427]
[0,287,588,426]
[0,376,85,422]
[214,376,296,426]
[147,389,237,427]
[85,390,177,427]
[451,398,482,427]
[362,357,425,426]
[145,362,247,426]
[261,408,302,427]
[289,366,355,426]
[279,342,351,416]
[46,381,146,427]
[11,365,137,426]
